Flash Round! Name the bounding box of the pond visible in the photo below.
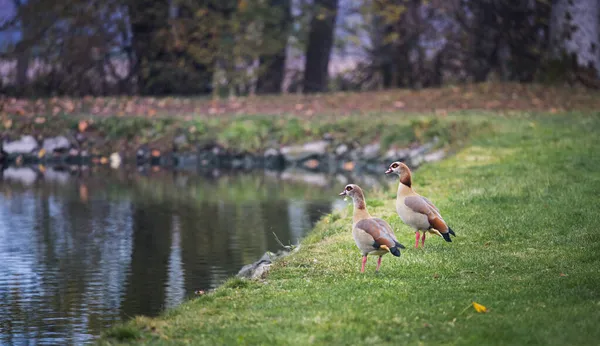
[0,165,392,345]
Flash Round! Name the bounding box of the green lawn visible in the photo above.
[99,111,600,345]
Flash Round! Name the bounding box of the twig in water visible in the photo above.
[272,232,295,251]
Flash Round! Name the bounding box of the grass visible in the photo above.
[97,111,600,345]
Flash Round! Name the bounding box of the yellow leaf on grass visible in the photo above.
[472,302,487,313]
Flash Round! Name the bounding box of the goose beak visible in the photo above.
[339,190,347,196]
[385,168,393,174]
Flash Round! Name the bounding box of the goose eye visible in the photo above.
[392,163,399,168]
[346,186,353,191]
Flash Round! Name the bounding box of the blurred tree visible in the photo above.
[256,0,291,94]
[173,0,288,97]
[128,0,175,95]
[365,0,449,89]
[449,0,552,83]
[1,0,135,96]
[303,0,339,93]
[547,0,599,86]
[11,0,32,94]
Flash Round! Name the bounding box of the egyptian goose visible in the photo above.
[385,161,456,248]
[339,184,406,273]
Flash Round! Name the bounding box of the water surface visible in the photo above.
[0,166,390,345]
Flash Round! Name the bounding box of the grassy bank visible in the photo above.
[0,112,474,158]
[3,82,600,158]
[99,111,600,345]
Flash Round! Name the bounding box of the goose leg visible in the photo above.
[415,232,421,248]
[421,232,426,247]
[361,255,367,273]
[375,256,383,272]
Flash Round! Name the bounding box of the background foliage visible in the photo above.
[0,0,598,97]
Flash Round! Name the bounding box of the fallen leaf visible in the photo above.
[34,117,46,124]
[303,159,319,169]
[342,161,355,171]
[37,149,46,158]
[559,273,568,277]
[433,273,440,279]
[435,109,448,117]
[472,302,488,313]
[394,101,405,109]
[78,120,89,133]
[3,119,12,129]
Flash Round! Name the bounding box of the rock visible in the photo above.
[110,152,122,169]
[2,135,38,154]
[361,142,381,160]
[236,247,298,280]
[237,252,273,279]
[136,145,150,162]
[42,136,71,153]
[384,148,410,162]
[280,140,329,162]
[250,262,272,279]
[263,148,279,157]
[302,140,329,154]
[335,174,349,185]
[335,144,348,156]
[75,133,86,143]
[423,149,446,163]
[263,148,285,169]
[349,148,361,161]
[173,133,188,148]
[174,154,198,168]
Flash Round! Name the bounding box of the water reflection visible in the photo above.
[0,166,392,345]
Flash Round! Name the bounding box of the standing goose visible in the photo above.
[339,184,406,273]
[385,161,456,248]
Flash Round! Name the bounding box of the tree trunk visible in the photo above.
[549,0,600,76]
[15,45,30,95]
[256,0,291,94]
[128,0,171,95]
[302,0,339,93]
[174,3,214,95]
[13,0,32,96]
